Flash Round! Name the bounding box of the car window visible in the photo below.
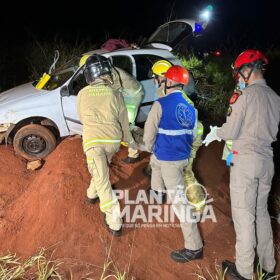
[133,54,167,81]
[148,22,193,46]
[111,56,133,75]
[43,57,81,91]
[70,70,88,96]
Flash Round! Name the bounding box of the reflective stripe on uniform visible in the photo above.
[126,104,137,123]
[87,158,94,164]
[158,128,193,136]
[86,86,112,97]
[84,138,121,151]
[226,140,233,150]
[126,104,137,109]
[197,123,204,136]
[100,198,118,211]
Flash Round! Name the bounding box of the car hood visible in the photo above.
[0,82,45,106]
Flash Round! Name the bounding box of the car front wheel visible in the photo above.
[13,124,57,160]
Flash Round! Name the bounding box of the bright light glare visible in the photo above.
[200,10,211,21]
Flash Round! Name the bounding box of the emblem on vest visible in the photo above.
[176,103,193,128]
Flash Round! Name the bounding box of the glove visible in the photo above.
[202,126,221,147]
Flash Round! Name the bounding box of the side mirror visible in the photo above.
[60,85,70,97]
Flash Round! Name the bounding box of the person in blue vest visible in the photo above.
[143,65,203,262]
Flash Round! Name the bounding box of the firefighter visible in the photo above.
[143,65,203,262]
[77,54,137,237]
[79,54,144,164]
[203,50,280,279]
[110,67,144,164]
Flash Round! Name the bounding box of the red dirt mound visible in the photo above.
[0,138,279,279]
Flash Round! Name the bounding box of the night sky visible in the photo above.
[1,0,279,49]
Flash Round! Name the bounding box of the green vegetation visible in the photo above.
[27,39,97,81]
[180,53,235,125]
[194,262,278,280]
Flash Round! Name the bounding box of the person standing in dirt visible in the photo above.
[77,54,137,237]
[146,60,204,189]
[143,65,204,262]
[203,50,280,280]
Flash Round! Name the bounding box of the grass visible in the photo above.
[0,234,136,280]
[27,39,97,81]
[83,227,136,280]
[193,262,279,280]
[193,261,226,280]
[0,248,63,279]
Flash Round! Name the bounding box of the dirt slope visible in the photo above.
[0,138,279,279]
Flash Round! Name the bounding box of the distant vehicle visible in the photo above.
[0,19,207,160]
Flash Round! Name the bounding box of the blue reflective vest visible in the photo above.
[154,91,196,161]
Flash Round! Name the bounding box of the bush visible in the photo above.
[180,53,235,125]
[26,39,97,81]
[0,39,98,93]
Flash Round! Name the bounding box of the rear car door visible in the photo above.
[61,69,86,135]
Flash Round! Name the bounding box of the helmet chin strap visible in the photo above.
[238,67,254,85]
[164,81,183,95]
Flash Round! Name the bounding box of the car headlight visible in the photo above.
[0,123,11,133]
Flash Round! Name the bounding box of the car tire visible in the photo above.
[13,124,57,160]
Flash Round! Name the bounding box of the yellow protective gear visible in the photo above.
[181,91,205,211]
[121,141,129,147]
[35,73,51,90]
[185,181,207,212]
[183,121,205,212]
[79,54,90,67]
[86,144,122,231]
[77,83,135,152]
[77,80,136,230]
[152,60,172,77]
[111,67,144,125]
[184,123,206,212]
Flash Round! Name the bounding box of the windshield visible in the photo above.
[42,57,81,90]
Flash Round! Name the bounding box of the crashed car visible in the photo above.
[0,19,207,160]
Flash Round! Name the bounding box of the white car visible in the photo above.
[0,19,206,160]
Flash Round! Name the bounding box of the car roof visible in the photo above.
[82,47,175,57]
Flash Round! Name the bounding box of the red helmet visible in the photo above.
[233,50,268,70]
[165,65,189,85]
[233,50,268,83]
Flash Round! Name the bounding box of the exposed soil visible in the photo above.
[0,138,279,279]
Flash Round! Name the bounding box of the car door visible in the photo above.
[61,68,85,135]
[145,19,206,51]
[132,54,170,123]
[61,54,136,135]
[110,53,172,123]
